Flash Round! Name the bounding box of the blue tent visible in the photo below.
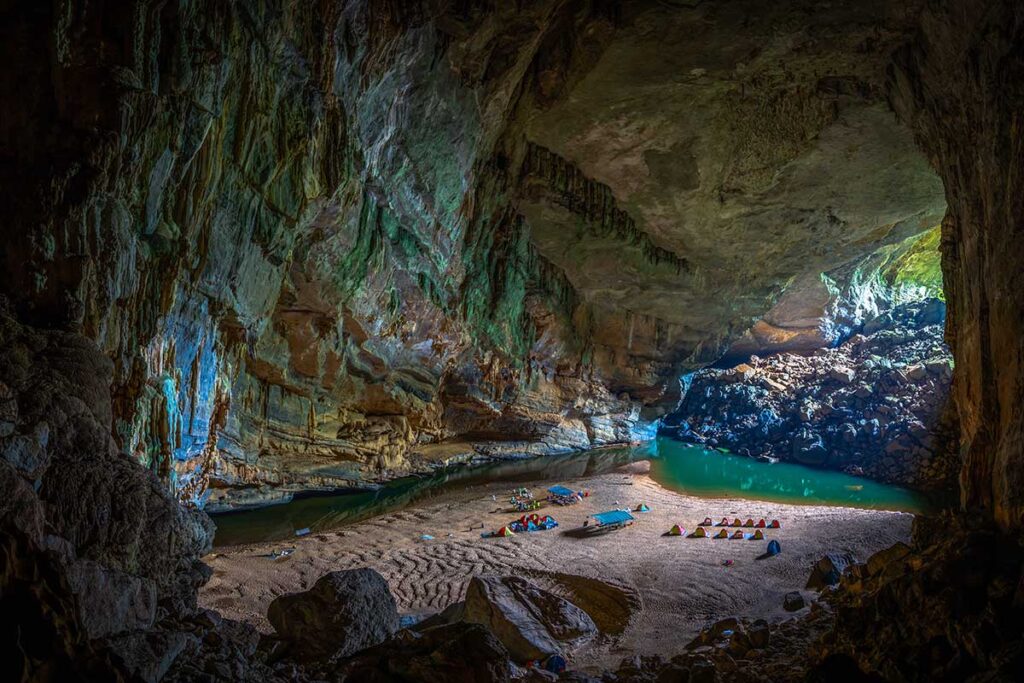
[592,510,635,527]
[767,539,781,556]
[548,485,576,497]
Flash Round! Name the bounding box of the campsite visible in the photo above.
[202,461,913,672]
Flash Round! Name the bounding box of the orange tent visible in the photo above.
[690,527,709,538]
[744,519,754,527]
[732,518,742,527]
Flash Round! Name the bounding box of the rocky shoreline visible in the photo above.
[661,300,957,490]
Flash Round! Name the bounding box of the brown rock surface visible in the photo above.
[890,0,1024,530]
[267,568,399,661]
[463,575,598,662]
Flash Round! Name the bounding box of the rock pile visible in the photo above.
[663,299,956,488]
[809,515,1024,681]
[596,609,836,683]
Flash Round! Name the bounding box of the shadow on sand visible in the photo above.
[560,525,632,539]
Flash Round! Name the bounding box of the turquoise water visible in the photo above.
[210,438,924,547]
[648,439,925,512]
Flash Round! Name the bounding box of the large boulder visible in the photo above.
[66,559,157,639]
[792,428,829,466]
[267,568,399,661]
[806,553,857,590]
[463,575,597,662]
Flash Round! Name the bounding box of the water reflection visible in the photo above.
[211,445,651,546]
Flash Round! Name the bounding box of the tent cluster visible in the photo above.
[681,516,780,539]
[485,513,559,538]
[696,517,781,529]
[686,527,767,540]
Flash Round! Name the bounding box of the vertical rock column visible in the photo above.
[890,0,1024,528]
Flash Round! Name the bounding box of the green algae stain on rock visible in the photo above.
[885,226,944,302]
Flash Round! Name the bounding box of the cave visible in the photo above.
[1,1,1022,681]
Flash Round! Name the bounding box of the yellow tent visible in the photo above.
[751,529,765,540]
[714,529,729,539]
[690,527,708,538]
[732,518,743,527]
[744,518,755,527]
[668,524,684,536]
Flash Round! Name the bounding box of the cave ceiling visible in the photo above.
[516,0,946,360]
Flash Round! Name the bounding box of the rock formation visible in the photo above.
[267,568,399,661]
[0,0,946,509]
[889,0,1024,530]
[664,299,957,488]
[2,0,1024,680]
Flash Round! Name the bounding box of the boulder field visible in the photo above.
[664,299,957,489]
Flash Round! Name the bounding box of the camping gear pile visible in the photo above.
[508,513,558,533]
[510,487,542,512]
[547,485,585,506]
[484,513,559,538]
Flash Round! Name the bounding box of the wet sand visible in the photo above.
[200,462,913,671]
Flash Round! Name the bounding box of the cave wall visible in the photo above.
[0,0,652,508]
[890,0,1024,529]
[0,0,953,509]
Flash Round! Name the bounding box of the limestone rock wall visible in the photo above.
[0,0,951,510]
[890,0,1024,529]
[0,0,645,509]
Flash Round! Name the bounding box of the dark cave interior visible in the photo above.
[1,1,1023,681]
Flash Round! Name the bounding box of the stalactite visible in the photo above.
[523,142,691,274]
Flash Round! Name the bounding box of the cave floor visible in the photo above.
[201,464,912,671]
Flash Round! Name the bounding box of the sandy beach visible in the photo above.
[200,462,913,671]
